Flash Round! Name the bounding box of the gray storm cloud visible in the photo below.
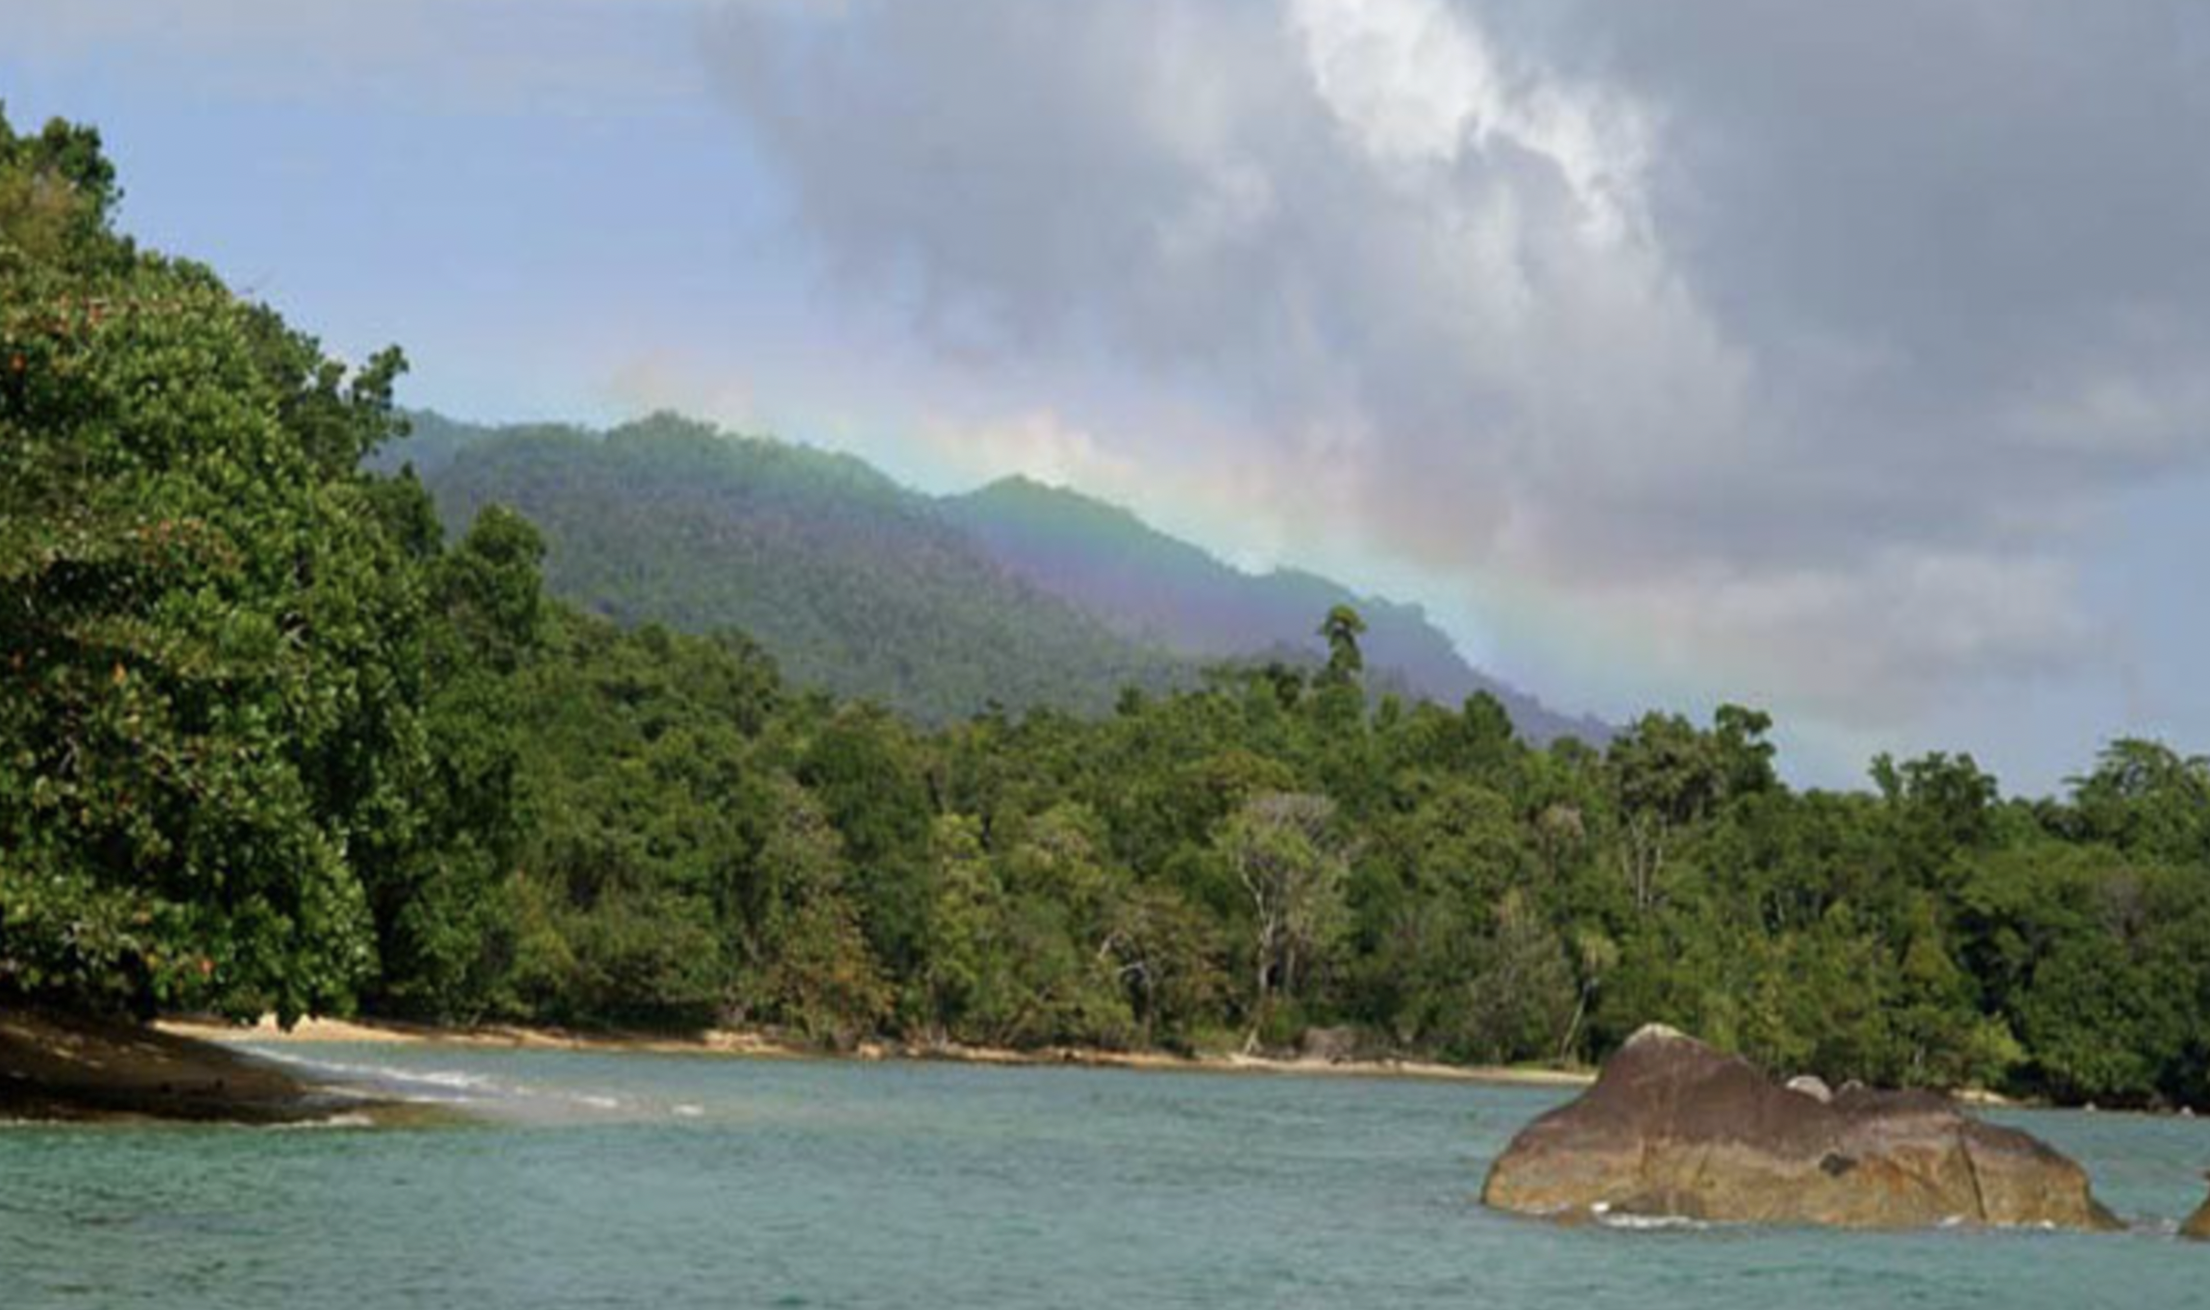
[701,0,2210,727]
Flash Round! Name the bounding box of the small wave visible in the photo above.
[672,1104,705,1118]
[1594,1212,1712,1232]
[268,1112,377,1131]
[242,1049,502,1100]
[238,1046,646,1121]
[400,1069,497,1091]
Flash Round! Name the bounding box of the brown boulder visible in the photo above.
[1299,1025,1363,1064]
[2181,1186,2210,1240]
[1482,1024,2121,1231]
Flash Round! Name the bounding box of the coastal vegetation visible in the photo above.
[7,106,2210,1112]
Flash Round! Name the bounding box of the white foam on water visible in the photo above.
[229,1045,656,1124]
[240,1048,505,1101]
[267,1112,377,1131]
[401,1069,498,1091]
[1594,1212,1712,1232]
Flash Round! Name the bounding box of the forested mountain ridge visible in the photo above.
[397,412,1192,721]
[942,475,1607,744]
[390,413,1605,739]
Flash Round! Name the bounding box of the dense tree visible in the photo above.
[1317,605,1367,686]
[1,105,418,1022]
[2066,739,2210,864]
[1219,792,1350,1048]
[358,503,545,1021]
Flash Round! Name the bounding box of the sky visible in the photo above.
[6,0,2208,794]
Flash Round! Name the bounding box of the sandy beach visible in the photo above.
[155,1014,1598,1088]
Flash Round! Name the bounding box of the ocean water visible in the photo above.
[2,1043,2207,1309]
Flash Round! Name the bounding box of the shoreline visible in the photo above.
[155,1015,2057,1111]
[0,1008,422,1125]
[154,1014,1599,1089]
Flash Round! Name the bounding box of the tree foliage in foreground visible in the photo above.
[8,107,2210,1110]
[2,107,411,1021]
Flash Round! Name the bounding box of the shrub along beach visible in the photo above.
[8,106,2210,1118]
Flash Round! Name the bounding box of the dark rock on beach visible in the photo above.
[1482,1023,2120,1232]
[1298,1025,1365,1064]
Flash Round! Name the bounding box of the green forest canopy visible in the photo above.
[401,410,1194,722]
[391,410,1608,743]
[6,107,2210,1109]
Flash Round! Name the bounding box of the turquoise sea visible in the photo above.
[3,1043,2206,1308]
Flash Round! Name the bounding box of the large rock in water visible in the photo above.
[1483,1024,2120,1231]
[2181,1187,2210,1240]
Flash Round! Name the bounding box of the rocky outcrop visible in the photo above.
[2181,1184,2210,1240]
[1483,1024,2120,1231]
[1784,1074,1834,1103]
[1298,1025,1363,1064]
[0,1007,377,1122]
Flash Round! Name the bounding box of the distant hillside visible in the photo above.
[385,413,1605,740]
[942,476,1607,744]
[390,413,1190,720]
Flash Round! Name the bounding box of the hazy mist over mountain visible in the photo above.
[393,412,1605,742]
[942,475,1607,743]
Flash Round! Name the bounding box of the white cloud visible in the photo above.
[1289,0,1650,242]
[696,0,2210,743]
[917,410,1139,493]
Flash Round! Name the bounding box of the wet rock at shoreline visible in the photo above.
[1482,1024,2121,1232]
[2181,1182,2210,1240]
[0,1007,378,1123]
